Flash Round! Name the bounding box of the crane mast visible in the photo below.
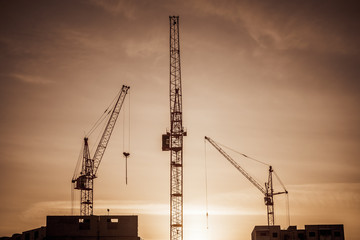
[163,16,186,240]
[205,136,287,226]
[72,85,130,216]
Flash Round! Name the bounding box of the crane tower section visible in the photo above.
[163,16,186,240]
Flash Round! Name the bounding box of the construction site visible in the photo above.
[0,16,347,240]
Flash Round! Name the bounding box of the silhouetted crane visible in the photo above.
[72,85,130,216]
[162,16,187,240]
[205,136,288,225]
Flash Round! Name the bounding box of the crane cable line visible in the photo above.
[71,86,130,214]
[214,139,268,189]
[72,140,84,179]
[204,138,209,229]
[286,193,291,226]
[273,170,287,192]
[86,89,126,156]
[216,140,269,167]
[86,89,122,138]
[123,90,131,185]
[71,140,85,215]
[90,114,110,155]
[122,90,131,152]
[273,170,290,226]
[205,137,290,226]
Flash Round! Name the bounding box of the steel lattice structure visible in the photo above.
[205,136,287,226]
[163,16,186,240]
[80,137,92,216]
[72,85,130,216]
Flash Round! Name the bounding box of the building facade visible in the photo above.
[252,225,344,240]
[6,227,46,240]
[46,215,142,240]
[4,215,142,240]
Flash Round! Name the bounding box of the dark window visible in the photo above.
[107,218,119,229]
[309,232,316,237]
[272,232,278,238]
[298,233,305,240]
[334,231,341,237]
[25,233,30,240]
[320,230,331,236]
[34,231,39,239]
[79,218,90,230]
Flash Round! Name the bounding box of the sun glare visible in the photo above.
[186,230,209,240]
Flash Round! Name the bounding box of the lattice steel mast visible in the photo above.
[72,85,130,216]
[162,16,186,240]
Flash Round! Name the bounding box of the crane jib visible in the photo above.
[73,85,130,216]
[204,136,288,226]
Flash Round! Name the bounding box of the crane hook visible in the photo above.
[123,152,130,185]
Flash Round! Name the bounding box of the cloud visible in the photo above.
[189,0,359,54]
[11,73,54,85]
[89,0,138,19]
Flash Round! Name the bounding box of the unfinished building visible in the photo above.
[46,215,142,240]
[252,225,344,240]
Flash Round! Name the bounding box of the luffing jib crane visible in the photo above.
[162,16,186,240]
[72,85,130,216]
[205,136,288,226]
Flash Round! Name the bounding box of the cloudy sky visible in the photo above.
[1,0,359,239]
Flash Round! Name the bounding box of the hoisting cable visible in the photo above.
[273,170,290,226]
[123,89,131,185]
[90,114,110,153]
[71,182,76,215]
[72,141,84,180]
[86,90,121,138]
[128,89,131,153]
[204,138,209,229]
[286,193,291,226]
[71,140,84,215]
[273,170,288,192]
[217,141,270,166]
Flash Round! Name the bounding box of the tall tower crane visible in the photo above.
[205,136,287,226]
[162,16,186,240]
[72,85,130,216]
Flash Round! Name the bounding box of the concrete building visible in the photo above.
[4,215,142,240]
[46,215,142,240]
[6,227,46,240]
[252,225,344,240]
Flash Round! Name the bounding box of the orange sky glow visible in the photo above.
[0,1,359,240]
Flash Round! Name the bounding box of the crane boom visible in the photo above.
[72,85,130,216]
[93,85,130,176]
[204,136,287,225]
[205,136,265,194]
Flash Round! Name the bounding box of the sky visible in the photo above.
[0,0,359,239]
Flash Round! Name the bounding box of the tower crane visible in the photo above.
[162,16,186,240]
[205,136,288,226]
[72,85,130,216]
